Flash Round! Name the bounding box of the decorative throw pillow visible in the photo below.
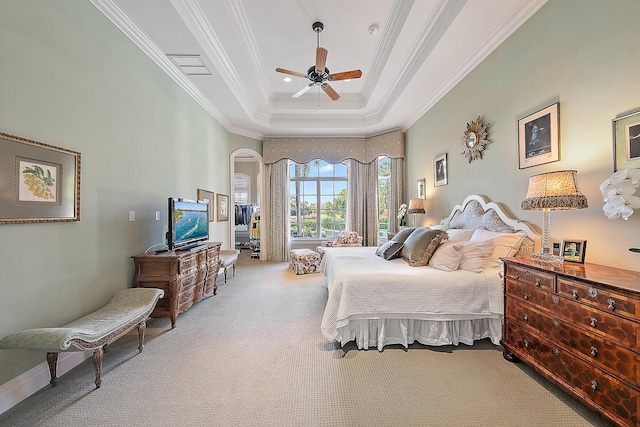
[375,241,404,260]
[401,228,447,267]
[391,227,415,243]
[469,228,527,268]
[429,242,465,272]
[458,240,494,273]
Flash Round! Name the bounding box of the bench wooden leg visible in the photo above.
[92,348,103,389]
[137,321,146,352]
[46,352,58,387]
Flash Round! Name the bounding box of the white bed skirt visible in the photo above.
[334,317,503,351]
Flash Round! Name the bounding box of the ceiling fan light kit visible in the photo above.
[275,21,362,101]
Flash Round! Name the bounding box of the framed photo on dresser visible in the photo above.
[562,239,586,263]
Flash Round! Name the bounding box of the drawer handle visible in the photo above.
[552,347,560,356]
[552,319,560,328]
[524,292,529,300]
[523,314,529,321]
[590,317,598,328]
[552,295,560,304]
[590,346,598,357]
[607,299,616,311]
[525,270,531,278]
[591,380,598,392]
[523,339,529,348]
[572,289,579,300]
[588,287,598,298]
[535,278,541,287]
[515,272,520,280]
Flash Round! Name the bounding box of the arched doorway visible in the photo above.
[229,149,265,260]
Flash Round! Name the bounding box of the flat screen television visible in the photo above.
[167,197,209,250]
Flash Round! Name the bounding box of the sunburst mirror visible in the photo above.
[460,116,490,163]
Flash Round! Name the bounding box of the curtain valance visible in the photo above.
[263,130,404,164]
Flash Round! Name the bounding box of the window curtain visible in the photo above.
[388,157,404,235]
[263,159,289,261]
[347,159,379,246]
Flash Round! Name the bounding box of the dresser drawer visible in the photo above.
[179,254,199,275]
[178,271,199,292]
[558,278,639,321]
[548,295,638,349]
[207,246,220,260]
[505,264,555,290]
[506,297,639,385]
[504,322,638,426]
[505,278,552,308]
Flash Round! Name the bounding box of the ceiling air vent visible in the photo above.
[167,54,211,76]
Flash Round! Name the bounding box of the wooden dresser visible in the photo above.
[132,242,221,328]
[502,257,640,427]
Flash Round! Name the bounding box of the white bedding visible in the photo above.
[320,246,504,350]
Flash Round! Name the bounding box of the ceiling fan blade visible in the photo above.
[329,70,363,81]
[316,47,328,72]
[321,83,340,101]
[292,83,314,98]
[275,67,307,79]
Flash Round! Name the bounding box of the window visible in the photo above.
[234,173,250,205]
[289,160,348,239]
[378,156,391,244]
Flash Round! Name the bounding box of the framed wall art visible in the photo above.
[518,102,559,169]
[434,153,447,187]
[417,178,426,199]
[562,239,586,263]
[216,193,229,222]
[612,107,640,171]
[197,189,215,222]
[0,132,81,224]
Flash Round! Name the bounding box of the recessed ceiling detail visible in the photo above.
[89,0,548,139]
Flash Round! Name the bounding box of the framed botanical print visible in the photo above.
[216,193,229,222]
[417,178,425,199]
[518,103,559,169]
[434,153,447,187]
[197,189,215,222]
[0,132,81,224]
[612,108,640,171]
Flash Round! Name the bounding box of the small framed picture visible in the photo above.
[562,239,586,263]
[417,178,426,199]
[197,189,215,222]
[552,241,561,257]
[216,193,229,222]
[434,153,447,187]
[518,102,559,169]
[612,107,640,171]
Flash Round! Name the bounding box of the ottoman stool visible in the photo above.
[289,249,321,275]
[219,249,240,284]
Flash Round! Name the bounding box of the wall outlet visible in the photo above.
[129,211,135,222]
[155,211,160,221]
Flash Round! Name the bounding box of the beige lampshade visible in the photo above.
[408,198,426,214]
[521,170,588,211]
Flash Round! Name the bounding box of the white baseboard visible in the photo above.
[0,350,91,415]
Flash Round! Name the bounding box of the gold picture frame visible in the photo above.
[0,132,81,224]
[216,193,229,222]
[612,107,640,171]
[518,103,559,169]
[562,239,586,263]
[197,189,215,222]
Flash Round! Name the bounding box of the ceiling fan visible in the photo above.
[276,22,362,101]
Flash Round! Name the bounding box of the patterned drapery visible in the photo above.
[388,157,405,235]
[264,159,289,261]
[347,160,379,246]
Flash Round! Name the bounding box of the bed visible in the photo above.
[319,194,540,351]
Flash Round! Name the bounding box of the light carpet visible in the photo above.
[0,250,613,426]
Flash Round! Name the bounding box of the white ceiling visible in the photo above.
[89,0,547,140]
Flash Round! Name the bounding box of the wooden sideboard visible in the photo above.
[502,257,640,426]
[132,242,221,328]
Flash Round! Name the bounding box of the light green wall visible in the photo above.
[0,1,231,384]
[406,0,640,271]
[230,133,263,156]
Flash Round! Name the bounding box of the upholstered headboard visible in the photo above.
[439,195,540,256]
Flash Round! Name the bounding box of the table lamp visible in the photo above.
[521,170,588,262]
[408,199,426,227]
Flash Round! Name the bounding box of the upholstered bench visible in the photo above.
[0,287,164,389]
[219,249,240,284]
[289,249,321,275]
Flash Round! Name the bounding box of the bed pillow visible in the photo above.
[375,241,404,260]
[458,240,494,273]
[401,228,447,267]
[429,242,465,272]
[469,228,528,267]
[445,228,475,242]
[391,227,416,243]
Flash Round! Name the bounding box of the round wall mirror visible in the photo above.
[460,116,490,163]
